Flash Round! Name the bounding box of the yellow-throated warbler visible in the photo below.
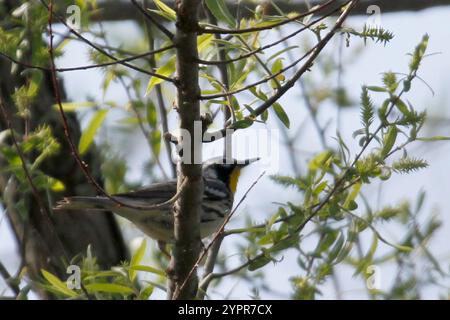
[55,157,259,243]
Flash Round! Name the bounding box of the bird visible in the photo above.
[55,157,259,249]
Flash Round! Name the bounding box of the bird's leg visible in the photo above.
[158,241,171,258]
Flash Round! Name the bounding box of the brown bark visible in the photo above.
[167,0,203,300]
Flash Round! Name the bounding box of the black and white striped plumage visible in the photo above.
[55,158,258,242]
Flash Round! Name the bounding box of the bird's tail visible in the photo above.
[54,196,113,211]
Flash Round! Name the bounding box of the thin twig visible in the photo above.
[0,46,175,73]
[46,2,173,212]
[0,261,20,296]
[39,0,176,83]
[131,0,175,40]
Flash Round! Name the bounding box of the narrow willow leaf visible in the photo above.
[129,265,166,277]
[343,182,362,209]
[198,34,214,53]
[233,119,253,129]
[394,98,410,117]
[366,86,387,92]
[381,126,397,157]
[145,58,175,95]
[139,285,154,300]
[41,269,78,298]
[417,136,450,141]
[146,101,158,127]
[248,255,272,271]
[151,130,162,156]
[152,0,176,21]
[53,101,96,112]
[129,239,147,281]
[85,283,134,295]
[272,103,290,128]
[205,0,236,27]
[327,231,345,263]
[78,109,108,155]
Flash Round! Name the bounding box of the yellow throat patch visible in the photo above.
[228,168,241,194]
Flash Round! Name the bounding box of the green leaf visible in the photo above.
[205,0,236,27]
[49,178,65,192]
[53,101,96,112]
[267,236,299,253]
[248,255,272,271]
[417,136,450,141]
[233,119,253,129]
[145,57,175,95]
[146,101,158,127]
[366,86,387,92]
[129,239,147,281]
[394,98,410,117]
[272,103,290,128]
[343,182,362,210]
[85,283,134,295]
[152,0,176,21]
[381,126,397,157]
[41,269,78,298]
[78,109,108,155]
[308,150,333,171]
[151,130,162,156]
[327,231,345,263]
[198,34,214,53]
[129,265,166,277]
[139,285,154,300]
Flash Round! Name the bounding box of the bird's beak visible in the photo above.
[237,157,260,167]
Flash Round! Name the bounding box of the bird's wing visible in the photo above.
[113,180,177,203]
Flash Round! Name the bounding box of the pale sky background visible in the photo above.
[1,4,450,299]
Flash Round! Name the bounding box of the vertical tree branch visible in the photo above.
[167,0,203,300]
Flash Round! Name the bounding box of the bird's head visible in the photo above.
[203,157,260,193]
